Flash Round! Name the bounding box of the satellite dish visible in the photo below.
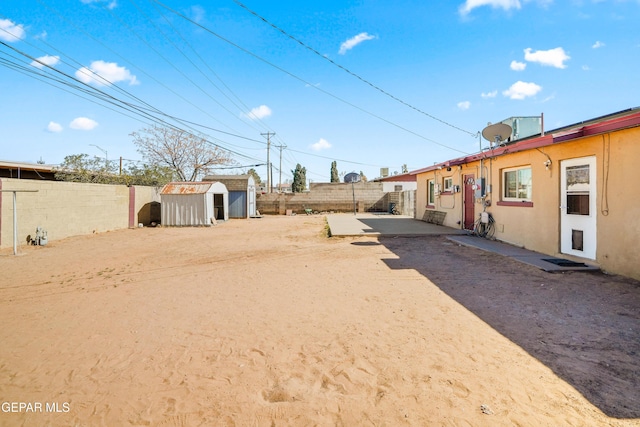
[482,122,512,145]
[344,172,360,183]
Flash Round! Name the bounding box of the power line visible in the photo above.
[150,0,471,155]
[147,0,279,136]
[232,0,477,137]
[0,41,264,164]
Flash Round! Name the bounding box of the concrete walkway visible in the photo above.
[447,235,600,273]
[326,213,599,273]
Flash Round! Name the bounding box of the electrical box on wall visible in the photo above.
[473,178,485,198]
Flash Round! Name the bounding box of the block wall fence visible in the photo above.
[256,182,415,216]
[0,178,161,250]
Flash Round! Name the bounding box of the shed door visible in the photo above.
[248,186,256,216]
[228,191,247,218]
[560,156,596,259]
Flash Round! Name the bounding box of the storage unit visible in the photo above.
[160,181,228,226]
[202,175,256,218]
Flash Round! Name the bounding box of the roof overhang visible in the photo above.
[411,108,640,175]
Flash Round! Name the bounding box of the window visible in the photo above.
[566,164,590,215]
[443,177,453,192]
[394,184,403,192]
[502,166,532,201]
[427,179,435,206]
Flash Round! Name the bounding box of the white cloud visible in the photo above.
[0,19,26,42]
[502,81,542,100]
[459,0,521,15]
[339,32,376,55]
[510,60,526,71]
[246,105,272,120]
[69,117,99,130]
[524,47,570,69]
[310,138,331,151]
[582,65,590,71]
[30,55,60,69]
[75,60,138,86]
[457,101,471,110]
[481,90,498,98]
[592,41,605,49]
[47,121,63,133]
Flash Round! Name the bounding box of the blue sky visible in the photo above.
[1,0,638,183]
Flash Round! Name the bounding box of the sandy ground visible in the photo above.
[0,215,638,427]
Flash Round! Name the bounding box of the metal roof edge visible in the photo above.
[410,108,640,175]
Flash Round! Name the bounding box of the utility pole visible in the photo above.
[277,144,286,192]
[261,132,275,193]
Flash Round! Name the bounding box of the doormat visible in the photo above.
[542,258,588,267]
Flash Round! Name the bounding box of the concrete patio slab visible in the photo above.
[326,213,466,237]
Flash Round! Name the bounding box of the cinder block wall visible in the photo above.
[257,182,388,214]
[0,179,160,249]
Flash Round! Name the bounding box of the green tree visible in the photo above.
[122,163,176,186]
[401,164,408,174]
[54,154,117,184]
[291,163,307,193]
[359,171,368,182]
[247,168,262,185]
[330,161,339,183]
[54,154,175,186]
[131,125,233,181]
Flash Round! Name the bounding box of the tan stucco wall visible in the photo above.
[0,179,161,250]
[416,126,640,280]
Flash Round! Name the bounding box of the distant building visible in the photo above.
[374,172,417,192]
[0,160,56,180]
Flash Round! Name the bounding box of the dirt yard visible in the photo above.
[0,215,638,426]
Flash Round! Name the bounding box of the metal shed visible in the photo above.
[160,181,228,226]
[202,174,256,218]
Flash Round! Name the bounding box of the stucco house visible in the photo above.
[412,108,640,280]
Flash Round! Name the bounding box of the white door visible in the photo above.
[248,186,256,217]
[560,156,597,259]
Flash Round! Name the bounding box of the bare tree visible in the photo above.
[130,125,233,181]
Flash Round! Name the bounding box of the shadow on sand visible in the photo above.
[372,235,640,419]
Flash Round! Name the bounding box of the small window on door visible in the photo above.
[566,165,590,215]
